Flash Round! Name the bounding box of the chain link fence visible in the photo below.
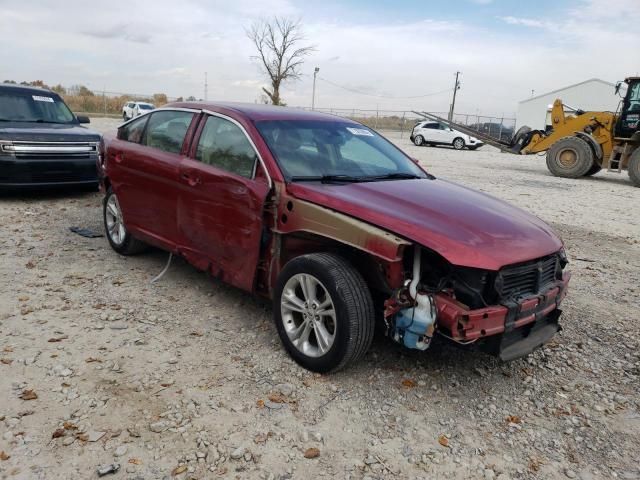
[297,107,516,142]
[50,82,516,142]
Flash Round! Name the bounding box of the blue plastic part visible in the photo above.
[392,295,435,350]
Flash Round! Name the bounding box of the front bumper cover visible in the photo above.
[435,271,570,356]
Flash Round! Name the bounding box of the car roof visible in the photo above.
[0,83,59,97]
[165,101,359,123]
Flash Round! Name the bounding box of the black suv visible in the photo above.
[0,84,101,189]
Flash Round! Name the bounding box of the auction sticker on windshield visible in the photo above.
[32,95,54,103]
[346,127,374,136]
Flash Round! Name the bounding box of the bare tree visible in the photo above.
[247,17,315,106]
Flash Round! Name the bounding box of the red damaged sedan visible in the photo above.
[98,102,570,372]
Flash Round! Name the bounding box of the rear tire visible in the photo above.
[452,137,465,150]
[629,148,640,187]
[583,163,602,176]
[103,188,148,255]
[274,253,375,373]
[413,135,424,146]
[546,136,594,178]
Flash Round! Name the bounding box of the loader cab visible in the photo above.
[615,77,640,139]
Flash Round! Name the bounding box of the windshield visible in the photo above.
[627,81,640,112]
[255,120,426,181]
[139,104,154,110]
[0,91,76,124]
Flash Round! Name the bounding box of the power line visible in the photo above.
[317,76,452,99]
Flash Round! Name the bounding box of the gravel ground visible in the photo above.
[0,117,639,480]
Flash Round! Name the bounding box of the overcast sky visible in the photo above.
[1,0,638,117]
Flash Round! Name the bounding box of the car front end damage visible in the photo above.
[384,246,570,360]
[270,190,570,362]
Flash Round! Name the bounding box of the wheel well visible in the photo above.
[278,231,401,296]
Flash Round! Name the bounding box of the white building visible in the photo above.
[516,78,621,130]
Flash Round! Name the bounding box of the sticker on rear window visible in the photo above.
[346,127,374,137]
[32,95,54,103]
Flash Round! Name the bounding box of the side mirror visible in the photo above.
[76,115,90,124]
[615,82,621,96]
[449,127,454,132]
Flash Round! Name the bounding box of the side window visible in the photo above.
[425,123,439,130]
[143,110,194,154]
[118,116,148,143]
[195,115,257,178]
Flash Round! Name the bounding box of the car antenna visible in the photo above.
[150,252,173,284]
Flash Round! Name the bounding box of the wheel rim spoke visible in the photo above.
[282,291,305,313]
[291,320,312,344]
[107,202,118,217]
[314,321,333,354]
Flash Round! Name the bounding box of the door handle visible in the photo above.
[181,173,201,186]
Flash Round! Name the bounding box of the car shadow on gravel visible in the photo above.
[0,186,99,200]
[137,250,507,375]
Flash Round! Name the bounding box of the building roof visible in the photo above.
[519,78,616,104]
[166,101,358,122]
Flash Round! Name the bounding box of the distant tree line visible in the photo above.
[1,79,199,116]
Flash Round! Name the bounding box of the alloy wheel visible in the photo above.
[105,194,126,246]
[280,273,337,358]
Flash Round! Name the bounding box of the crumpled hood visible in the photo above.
[0,122,101,142]
[287,178,562,270]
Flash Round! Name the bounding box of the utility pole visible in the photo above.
[448,71,461,122]
[312,67,319,110]
[204,72,208,101]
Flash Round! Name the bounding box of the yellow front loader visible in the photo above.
[413,76,640,187]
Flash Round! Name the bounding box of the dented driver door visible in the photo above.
[177,113,271,292]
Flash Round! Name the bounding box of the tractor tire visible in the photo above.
[546,136,594,178]
[629,148,640,187]
[583,163,602,176]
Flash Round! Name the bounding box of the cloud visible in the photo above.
[232,79,265,88]
[0,0,638,116]
[82,24,152,43]
[499,16,549,29]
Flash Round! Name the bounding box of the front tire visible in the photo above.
[452,137,465,150]
[103,188,147,255]
[413,135,424,146]
[274,253,375,373]
[546,136,594,178]
[583,163,602,176]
